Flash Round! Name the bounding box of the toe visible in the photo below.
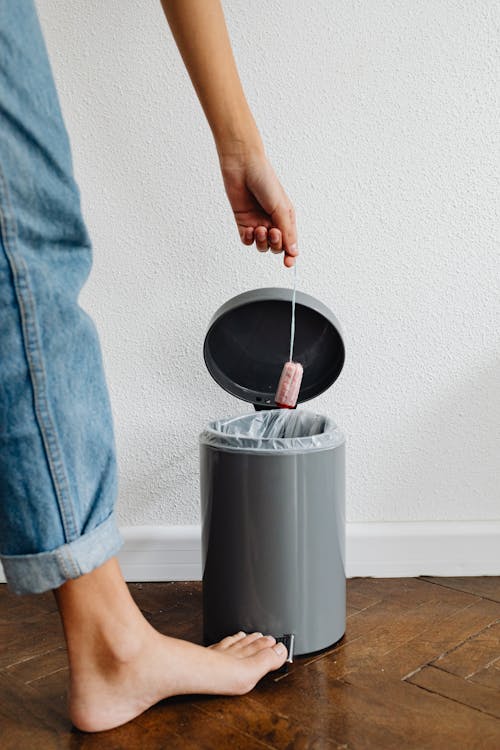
[227,632,264,652]
[238,642,288,693]
[209,631,247,650]
[236,632,263,647]
[240,635,277,657]
[256,641,288,668]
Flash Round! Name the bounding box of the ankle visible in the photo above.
[68,612,154,673]
[53,558,156,670]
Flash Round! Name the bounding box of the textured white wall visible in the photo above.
[37,1,499,525]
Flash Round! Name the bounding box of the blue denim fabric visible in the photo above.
[0,0,123,594]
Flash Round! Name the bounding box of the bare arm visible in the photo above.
[161,0,298,266]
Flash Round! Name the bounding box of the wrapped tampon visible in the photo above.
[275,262,302,408]
[275,360,303,408]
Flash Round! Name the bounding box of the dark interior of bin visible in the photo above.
[204,298,345,407]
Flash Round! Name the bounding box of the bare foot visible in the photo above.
[53,558,287,733]
[69,627,287,732]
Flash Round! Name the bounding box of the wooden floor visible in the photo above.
[2,577,500,749]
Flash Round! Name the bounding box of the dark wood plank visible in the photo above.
[0,585,57,615]
[469,663,500,691]
[326,666,500,749]
[23,666,70,722]
[212,659,500,750]
[346,585,382,612]
[352,597,500,681]
[0,671,69,741]
[68,722,202,750]
[4,646,67,684]
[347,576,451,606]
[137,701,278,749]
[408,664,500,719]
[0,609,65,670]
[303,589,497,678]
[421,576,500,602]
[337,577,476,644]
[0,723,61,750]
[127,581,202,617]
[431,620,500,678]
[0,596,59,624]
[195,692,346,749]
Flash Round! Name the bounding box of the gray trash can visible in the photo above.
[199,287,346,657]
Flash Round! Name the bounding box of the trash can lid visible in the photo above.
[203,287,345,409]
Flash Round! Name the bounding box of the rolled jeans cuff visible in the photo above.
[0,512,123,595]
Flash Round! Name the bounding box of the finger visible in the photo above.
[283,253,296,268]
[255,225,269,252]
[240,227,254,246]
[269,228,282,254]
[273,202,298,258]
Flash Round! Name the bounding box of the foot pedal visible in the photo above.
[275,633,295,663]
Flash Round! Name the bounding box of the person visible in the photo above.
[0,0,299,734]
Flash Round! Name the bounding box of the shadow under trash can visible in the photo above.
[199,287,346,658]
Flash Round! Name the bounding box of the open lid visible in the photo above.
[203,287,345,410]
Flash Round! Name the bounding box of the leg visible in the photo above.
[0,1,287,731]
[0,0,121,592]
[55,557,287,732]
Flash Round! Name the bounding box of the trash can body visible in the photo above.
[200,429,345,656]
[200,287,347,658]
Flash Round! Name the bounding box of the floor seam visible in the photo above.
[419,579,500,604]
[408,679,500,721]
[428,617,500,668]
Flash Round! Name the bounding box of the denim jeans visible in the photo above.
[0,0,123,594]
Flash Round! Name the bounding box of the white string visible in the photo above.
[289,260,298,362]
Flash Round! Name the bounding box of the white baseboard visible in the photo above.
[1,521,500,586]
[117,525,202,582]
[346,521,500,577]
[117,521,500,580]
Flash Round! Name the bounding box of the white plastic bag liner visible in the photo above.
[200,409,344,453]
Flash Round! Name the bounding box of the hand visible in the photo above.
[219,150,298,268]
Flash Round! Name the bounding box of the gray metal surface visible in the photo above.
[200,439,346,656]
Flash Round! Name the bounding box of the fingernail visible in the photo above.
[288,243,298,254]
[274,643,287,655]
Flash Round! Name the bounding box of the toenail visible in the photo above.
[274,643,286,655]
